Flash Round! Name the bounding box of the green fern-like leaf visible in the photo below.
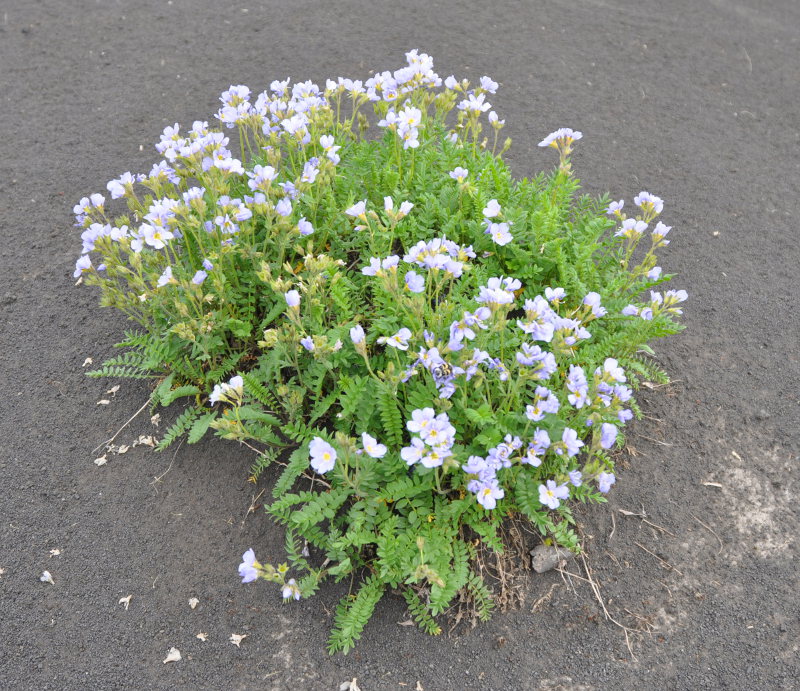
[156,407,201,451]
[187,411,216,444]
[327,575,386,654]
[465,571,495,622]
[402,588,442,635]
[272,445,311,498]
[378,385,404,447]
[241,372,280,409]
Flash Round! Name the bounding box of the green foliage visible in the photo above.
[328,575,386,654]
[77,53,687,654]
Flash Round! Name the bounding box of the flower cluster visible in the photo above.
[400,409,456,469]
[74,51,688,651]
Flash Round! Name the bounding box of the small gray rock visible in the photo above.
[530,545,578,573]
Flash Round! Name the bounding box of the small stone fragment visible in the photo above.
[530,545,577,573]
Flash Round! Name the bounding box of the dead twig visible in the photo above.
[151,439,184,488]
[618,508,677,537]
[633,541,684,576]
[577,553,639,661]
[531,583,559,613]
[688,512,724,555]
[92,398,151,453]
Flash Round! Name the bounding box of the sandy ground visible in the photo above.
[1,0,798,689]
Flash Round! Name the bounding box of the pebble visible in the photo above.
[530,545,577,573]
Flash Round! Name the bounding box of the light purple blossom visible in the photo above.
[202,258,214,271]
[606,200,624,215]
[615,218,648,238]
[600,423,618,449]
[73,255,92,278]
[482,199,501,218]
[569,470,583,487]
[405,271,425,293]
[378,327,412,350]
[238,548,259,583]
[598,472,616,493]
[107,172,135,199]
[539,479,570,510]
[300,337,315,352]
[475,276,520,308]
[458,92,491,113]
[407,407,436,434]
[622,304,639,316]
[275,198,292,217]
[634,191,664,215]
[309,437,336,474]
[297,217,314,236]
[538,128,582,148]
[192,270,207,285]
[156,266,174,287]
[401,437,425,465]
[486,222,513,246]
[346,200,367,217]
[476,482,505,510]
[479,76,499,93]
[361,432,387,459]
[558,427,584,458]
[281,578,301,601]
[349,324,365,344]
[583,292,607,318]
[285,290,300,307]
[516,344,557,380]
[567,365,589,408]
[449,167,469,182]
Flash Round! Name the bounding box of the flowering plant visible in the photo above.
[75,51,686,653]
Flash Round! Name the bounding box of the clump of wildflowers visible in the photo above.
[75,50,687,654]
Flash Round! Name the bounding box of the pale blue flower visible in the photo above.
[73,255,92,278]
[300,337,315,352]
[156,266,174,287]
[401,437,425,465]
[298,217,314,236]
[192,270,207,285]
[377,327,412,350]
[405,271,425,293]
[346,200,367,217]
[476,482,504,510]
[634,191,663,214]
[538,128,582,148]
[350,324,365,344]
[361,433,387,459]
[482,199,501,218]
[486,222,513,246]
[598,472,616,493]
[275,198,292,217]
[449,167,469,182]
[309,437,337,474]
[285,290,300,307]
[600,423,618,449]
[238,548,259,583]
[539,479,569,510]
[282,578,301,601]
[479,76,499,93]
